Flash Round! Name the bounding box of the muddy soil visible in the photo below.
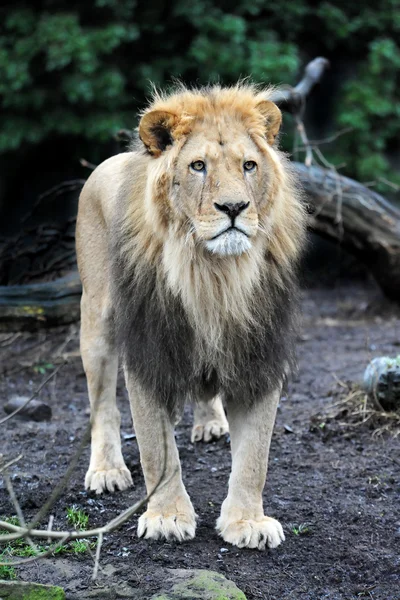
[1,284,400,600]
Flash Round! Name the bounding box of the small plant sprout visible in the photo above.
[53,539,93,555]
[8,544,38,557]
[66,506,89,530]
[291,523,311,536]
[0,512,92,561]
[32,362,54,375]
[367,475,381,487]
[70,540,91,554]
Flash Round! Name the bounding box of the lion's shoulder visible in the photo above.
[86,151,137,190]
[79,151,147,225]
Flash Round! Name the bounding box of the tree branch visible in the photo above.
[270,57,330,113]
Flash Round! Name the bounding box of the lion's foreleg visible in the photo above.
[125,372,196,542]
[217,388,285,550]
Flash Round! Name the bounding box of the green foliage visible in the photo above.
[0,510,92,574]
[334,36,400,185]
[291,523,311,536]
[66,506,89,530]
[32,362,54,375]
[0,0,399,185]
[53,539,93,555]
[0,562,17,580]
[0,517,21,579]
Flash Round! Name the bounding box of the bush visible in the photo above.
[0,0,399,186]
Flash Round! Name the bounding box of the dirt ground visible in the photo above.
[1,283,400,600]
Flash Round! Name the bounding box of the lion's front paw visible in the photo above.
[217,513,285,550]
[138,501,196,542]
[191,418,229,443]
[85,466,133,494]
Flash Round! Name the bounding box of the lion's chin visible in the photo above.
[205,229,252,257]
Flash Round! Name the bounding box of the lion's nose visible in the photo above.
[214,201,249,220]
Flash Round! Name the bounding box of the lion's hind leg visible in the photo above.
[191,395,229,443]
[81,292,132,494]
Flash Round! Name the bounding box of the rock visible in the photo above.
[150,569,247,600]
[4,397,52,421]
[363,356,400,412]
[0,581,65,599]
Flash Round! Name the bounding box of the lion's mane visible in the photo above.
[110,84,306,415]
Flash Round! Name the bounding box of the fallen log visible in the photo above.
[0,272,81,330]
[294,163,400,301]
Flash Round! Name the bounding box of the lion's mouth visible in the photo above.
[210,226,249,240]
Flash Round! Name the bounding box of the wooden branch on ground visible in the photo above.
[0,363,65,424]
[0,272,81,330]
[294,162,400,300]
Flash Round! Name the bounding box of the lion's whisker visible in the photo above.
[257,223,270,236]
[184,223,196,246]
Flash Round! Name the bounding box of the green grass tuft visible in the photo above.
[0,563,17,580]
[66,506,89,530]
[291,523,311,536]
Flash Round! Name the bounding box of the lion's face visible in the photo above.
[138,87,286,258]
[171,125,269,256]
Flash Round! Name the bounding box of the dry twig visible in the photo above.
[80,158,97,171]
[318,383,400,437]
[0,455,23,474]
[0,418,171,579]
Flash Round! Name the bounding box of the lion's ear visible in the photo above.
[139,110,178,156]
[256,100,282,145]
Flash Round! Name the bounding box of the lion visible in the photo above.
[76,83,306,550]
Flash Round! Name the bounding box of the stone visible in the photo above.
[363,356,400,412]
[0,581,65,599]
[150,569,247,600]
[4,397,52,422]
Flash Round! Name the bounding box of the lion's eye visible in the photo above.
[244,161,257,172]
[190,160,206,172]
